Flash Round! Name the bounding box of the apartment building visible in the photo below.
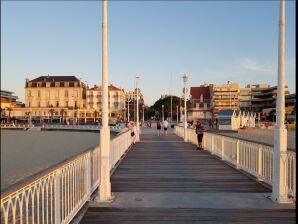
[188,85,212,121]
[210,83,239,117]
[86,84,126,119]
[239,84,290,113]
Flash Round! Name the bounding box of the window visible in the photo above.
[47,101,50,107]
[65,90,69,97]
[218,118,231,125]
[38,102,41,107]
[46,82,51,87]
[56,101,59,107]
[74,101,78,108]
[28,102,31,107]
[37,82,42,87]
[65,82,69,87]
[65,101,68,107]
[28,91,31,97]
[74,82,78,87]
[38,90,41,97]
[74,90,78,97]
[55,82,60,87]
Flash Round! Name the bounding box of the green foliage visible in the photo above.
[149,96,190,119]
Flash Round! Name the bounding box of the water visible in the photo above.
[1,130,116,190]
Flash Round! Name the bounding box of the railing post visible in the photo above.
[86,152,92,197]
[236,140,240,169]
[221,136,225,160]
[54,170,61,224]
[257,145,263,181]
[211,135,214,154]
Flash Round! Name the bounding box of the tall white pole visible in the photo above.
[272,0,289,203]
[127,99,130,122]
[183,74,188,142]
[142,105,145,124]
[162,105,164,121]
[135,76,140,142]
[98,0,112,202]
[170,74,173,123]
[176,105,178,123]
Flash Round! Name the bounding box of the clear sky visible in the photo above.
[1,0,296,106]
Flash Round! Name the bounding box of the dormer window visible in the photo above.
[46,82,51,87]
[200,94,203,102]
[55,82,60,87]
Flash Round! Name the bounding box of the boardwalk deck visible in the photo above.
[80,130,295,224]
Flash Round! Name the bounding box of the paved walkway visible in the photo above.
[80,128,295,224]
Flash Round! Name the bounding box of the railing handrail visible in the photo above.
[1,129,130,197]
[175,126,296,200]
[186,127,295,152]
[0,148,93,198]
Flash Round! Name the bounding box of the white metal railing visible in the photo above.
[0,124,29,129]
[1,130,132,224]
[175,126,296,199]
[42,124,125,132]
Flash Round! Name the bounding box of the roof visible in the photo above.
[190,86,210,100]
[218,109,234,117]
[29,76,80,82]
[109,84,121,91]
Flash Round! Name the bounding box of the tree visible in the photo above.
[60,108,66,124]
[49,108,55,123]
[6,107,13,123]
[149,96,191,120]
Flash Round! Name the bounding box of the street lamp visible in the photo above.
[272,0,289,203]
[97,0,112,202]
[135,75,140,142]
[176,105,179,123]
[182,73,188,142]
[227,81,231,110]
[142,104,145,125]
[162,105,164,121]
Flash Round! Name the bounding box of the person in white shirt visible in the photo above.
[131,122,137,144]
[163,119,169,136]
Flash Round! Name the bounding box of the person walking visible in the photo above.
[130,122,136,144]
[195,121,205,150]
[163,119,169,136]
[156,119,162,136]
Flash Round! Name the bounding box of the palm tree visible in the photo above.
[60,108,66,124]
[6,107,13,123]
[49,108,55,123]
[93,110,98,123]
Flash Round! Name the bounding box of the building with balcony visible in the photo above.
[188,85,212,121]
[86,84,126,120]
[210,83,239,117]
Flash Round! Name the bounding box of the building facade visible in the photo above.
[188,85,212,121]
[210,83,239,117]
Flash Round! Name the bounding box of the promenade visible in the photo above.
[80,128,295,224]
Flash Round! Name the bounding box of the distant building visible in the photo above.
[238,84,290,121]
[210,83,240,117]
[1,90,23,120]
[126,89,144,121]
[285,93,295,122]
[188,85,212,121]
[86,84,126,119]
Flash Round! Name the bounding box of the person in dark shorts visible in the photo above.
[195,121,205,150]
[156,119,161,136]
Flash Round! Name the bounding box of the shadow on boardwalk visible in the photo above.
[80,131,295,224]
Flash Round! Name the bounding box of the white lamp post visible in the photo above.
[176,105,179,123]
[182,73,188,142]
[227,81,231,110]
[97,0,112,202]
[162,105,164,121]
[142,104,145,124]
[135,75,140,142]
[272,0,289,203]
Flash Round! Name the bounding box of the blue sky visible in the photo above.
[1,0,296,106]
